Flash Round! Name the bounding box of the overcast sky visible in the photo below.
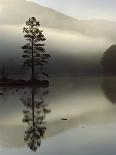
[28,0,116,21]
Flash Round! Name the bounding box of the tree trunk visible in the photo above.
[31,38,35,81]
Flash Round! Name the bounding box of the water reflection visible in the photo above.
[0,80,50,152]
[21,87,50,151]
[1,76,116,154]
[102,77,116,104]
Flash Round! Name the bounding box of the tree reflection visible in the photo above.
[102,77,116,104]
[21,86,50,151]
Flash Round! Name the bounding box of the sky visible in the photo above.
[29,0,116,21]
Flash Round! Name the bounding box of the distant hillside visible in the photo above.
[0,0,115,76]
[0,0,116,40]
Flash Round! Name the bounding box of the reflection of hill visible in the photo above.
[1,77,116,149]
[102,77,116,104]
[0,125,25,148]
[1,106,116,148]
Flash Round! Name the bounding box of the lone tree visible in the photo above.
[22,17,50,80]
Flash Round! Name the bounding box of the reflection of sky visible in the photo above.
[30,0,116,21]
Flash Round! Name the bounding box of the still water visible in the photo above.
[0,76,116,155]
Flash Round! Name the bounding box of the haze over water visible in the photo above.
[0,76,115,155]
[0,0,116,155]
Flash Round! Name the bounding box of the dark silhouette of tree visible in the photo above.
[102,77,116,104]
[21,87,50,152]
[22,17,51,80]
[101,45,116,75]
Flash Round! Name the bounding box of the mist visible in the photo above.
[0,24,113,77]
[0,0,116,40]
[0,0,115,77]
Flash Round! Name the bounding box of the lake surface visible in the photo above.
[0,76,116,155]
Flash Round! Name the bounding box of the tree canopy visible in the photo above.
[22,17,50,80]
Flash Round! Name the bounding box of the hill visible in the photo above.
[0,0,116,40]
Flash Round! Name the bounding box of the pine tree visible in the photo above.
[22,17,50,80]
